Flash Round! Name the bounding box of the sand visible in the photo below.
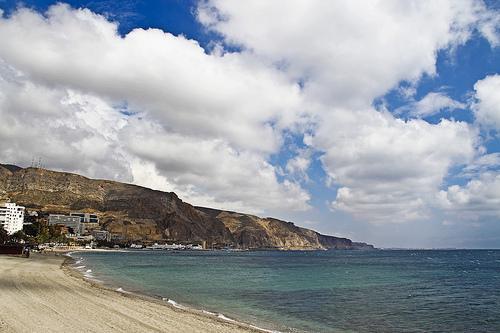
[0,254,258,333]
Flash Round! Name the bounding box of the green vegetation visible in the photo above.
[34,224,68,244]
[9,230,27,243]
[0,222,68,245]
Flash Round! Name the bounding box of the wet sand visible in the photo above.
[0,254,257,333]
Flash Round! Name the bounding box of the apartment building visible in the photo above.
[0,202,25,235]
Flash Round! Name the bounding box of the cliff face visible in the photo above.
[0,164,374,250]
[197,207,373,250]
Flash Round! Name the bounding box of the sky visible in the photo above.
[0,0,499,248]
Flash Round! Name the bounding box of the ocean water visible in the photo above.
[74,250,500,333]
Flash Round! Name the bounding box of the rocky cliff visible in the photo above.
[0,164,374,250]
[196,207,367,250]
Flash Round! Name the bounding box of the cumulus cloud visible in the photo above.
[397,92,465,118]
[0,1,497,227]
[0,60,131,179]
[438,172,500,219]
[435,74,500,223]
[477,5,500,46]
[0,4,304,154]
[473,74,500,131]
[121,118,311,213]
[285,148,312,182]
[316,110,476,222]
[198,0,491,108]
[198,0,495,223]
[462,153,500,177]
[441,152,500,222]
[197,0,493,223]
[0,4,310,214]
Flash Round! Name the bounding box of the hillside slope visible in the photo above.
[0,164,373,250]
[197,207,374,250]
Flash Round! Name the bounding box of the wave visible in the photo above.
[249,325,281,333]
[217,313,236,322]
[202,310,217,316]
[162,298,186,310]
[116,287,130,293]
[70,254,284,333]
[164,299,281,332]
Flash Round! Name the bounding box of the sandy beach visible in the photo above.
[0,254,257,333]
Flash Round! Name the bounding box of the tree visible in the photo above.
[23,219,41,237]
[36,225,51,244]
[10,230,27,243]
[0,225,8,244]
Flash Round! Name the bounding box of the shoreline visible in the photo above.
[64,251,281,333]
[0,253,272,333]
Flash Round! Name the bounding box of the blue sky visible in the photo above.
[0,0,499,248]
[1,0,212,43]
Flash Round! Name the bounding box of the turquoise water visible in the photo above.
[75,250,500,332]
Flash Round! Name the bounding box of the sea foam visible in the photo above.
[163,298,186,309]
[217,313,236,322]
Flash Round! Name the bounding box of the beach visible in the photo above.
[0,254,257,333]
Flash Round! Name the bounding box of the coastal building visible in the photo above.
[70,212,99,224]
[48,214,83,235]
[92,230,110,241]
[82,222,100,232]
[0,202,25,235]
[28,211,38,217]
[75,235,93,242]
[47,212,100,236]
[110,234,124,242]
[52,224,70,235]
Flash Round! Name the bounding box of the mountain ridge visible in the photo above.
[0,163,374,250]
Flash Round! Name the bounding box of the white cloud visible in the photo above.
[473,74,500,131]
[462,153,500,177]
[0,60,130,179]
[397,92,465,118]
[198,0,494,223]
[0,4,310,215]
[477,6,500,46]
[285,148,312,182]
[443,75,500,224]
[0,4,305,154]
[438,171,500,219]
[121,118,311,213]
[317,110,476,223]
[198,0,491,108]
[129,158,309,214]
[0,1,497,227]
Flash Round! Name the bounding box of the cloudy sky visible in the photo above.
[0,0,499,248]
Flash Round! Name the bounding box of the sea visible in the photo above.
[72,249,500,333]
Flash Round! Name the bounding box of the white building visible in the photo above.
[0,202,25,235]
